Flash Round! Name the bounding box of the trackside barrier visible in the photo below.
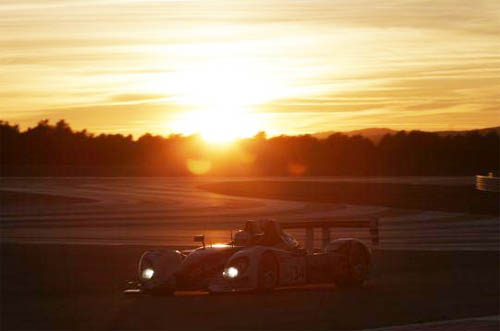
[476,174,500,192]
[281,218,379,254]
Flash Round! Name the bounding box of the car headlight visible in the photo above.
[225,266,239,278]
[223,257,249,279]
[141,268,154,280]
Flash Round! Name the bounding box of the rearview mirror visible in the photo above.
[194,234,205,248]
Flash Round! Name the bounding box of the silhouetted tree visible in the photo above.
[0,120,498,176]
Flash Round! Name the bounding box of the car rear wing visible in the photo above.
[281,217,379,254]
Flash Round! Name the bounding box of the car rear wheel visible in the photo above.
[333,243,370,288]
[257,252,278,291]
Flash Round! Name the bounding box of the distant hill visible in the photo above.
[435,126,500,136]
[313,128,397,143]
[314,126,500,144]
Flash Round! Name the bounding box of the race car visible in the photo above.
[125,218,379,295]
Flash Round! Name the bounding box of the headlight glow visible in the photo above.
[226,266,239,278]
[142,268,154,280]
[223,257,249,279]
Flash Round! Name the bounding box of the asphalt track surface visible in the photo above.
[1,177,499,330]
[1,244,498,330]
[1,177,498,250]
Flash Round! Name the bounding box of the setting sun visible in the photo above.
[165,59,282,142]
[171,109,261,143]
[197,112,251,143]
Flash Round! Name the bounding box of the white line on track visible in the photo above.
[364,315,500,331]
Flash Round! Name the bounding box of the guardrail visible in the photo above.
[476,174,500,192]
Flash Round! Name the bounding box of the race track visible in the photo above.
[1,177,499,330]
[1,177,498,250]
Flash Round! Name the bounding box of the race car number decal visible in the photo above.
[282,258,306,285]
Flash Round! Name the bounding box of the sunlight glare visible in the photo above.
[187,158,212,175]
[174,59,284,109]
[166,59,283,142]
[172,109,262,143]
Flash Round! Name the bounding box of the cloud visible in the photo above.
[8,101,189,136]
[108,93,171,103]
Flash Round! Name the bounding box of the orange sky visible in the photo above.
[1,0,499,140]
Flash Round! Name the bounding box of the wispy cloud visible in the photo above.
[108,93,171,103]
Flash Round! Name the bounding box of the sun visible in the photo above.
[199,114,238,143]
[166,59,285,143]
[174,109,261,143]
[199,110,261,143]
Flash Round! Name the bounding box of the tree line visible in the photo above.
[1,120,498,176]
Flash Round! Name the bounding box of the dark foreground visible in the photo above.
[1,244,498,330]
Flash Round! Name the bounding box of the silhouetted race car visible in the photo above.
[124,219,379,295]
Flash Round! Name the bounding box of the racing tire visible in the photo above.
[333,243,370,289]
[257,252,279,291]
